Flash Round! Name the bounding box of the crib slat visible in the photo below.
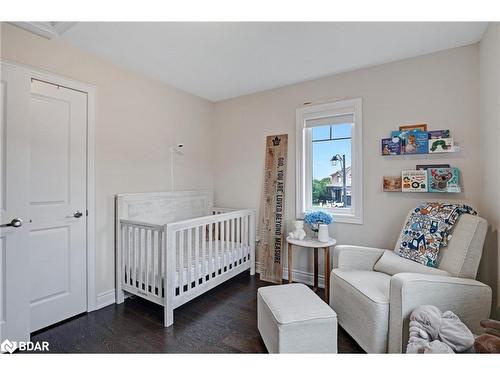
[158,230,163,296]
[122,224,128,285]
[222,220,226,272]
[215,221,220,274]
[226,219,230,270]
[227,219,236,268]
[202,224,207,282]
[179,230,185,293]
[157,229,161,295]
[241,216,245,262]
[140,228,145,289]
[208,223,213,279]
[132,227,136,286]
[145,228,150,291]
[129,225,133,285]
[194,226,200,287]
[236,217,241,264]
[149,229,158,295]
[245,215,248,258]
[230,218,235,267]
[187,228,192,291]
[153,229,156,292]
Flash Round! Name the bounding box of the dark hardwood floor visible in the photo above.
[29,273,364,353]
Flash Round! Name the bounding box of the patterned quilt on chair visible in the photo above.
[398,202,477,267]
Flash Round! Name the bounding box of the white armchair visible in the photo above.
[330,213,492,353]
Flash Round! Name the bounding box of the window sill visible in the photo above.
[297,209,363,225]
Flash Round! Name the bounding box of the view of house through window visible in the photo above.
[312,123,352,208]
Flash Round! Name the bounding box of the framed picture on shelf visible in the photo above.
[399,123,427,132]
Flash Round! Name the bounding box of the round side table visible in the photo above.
[286,237,337,303]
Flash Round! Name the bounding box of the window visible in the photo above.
[296,98,363,224]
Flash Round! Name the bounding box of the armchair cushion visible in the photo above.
[374,250,450,277]
[330,269,391,353]
[333,245,386,271]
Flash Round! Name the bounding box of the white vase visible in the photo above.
[318,224,329,242]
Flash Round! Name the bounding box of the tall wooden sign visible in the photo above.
[258,134,288,284]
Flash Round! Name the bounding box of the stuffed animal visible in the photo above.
[474,319,500,353]
[288,220,306,240]
[406,305,475,353]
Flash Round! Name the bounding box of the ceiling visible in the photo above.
[57,22,488,101]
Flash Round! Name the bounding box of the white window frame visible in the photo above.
[295,98,363,224]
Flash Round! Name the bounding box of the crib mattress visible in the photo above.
[125,242,251,289]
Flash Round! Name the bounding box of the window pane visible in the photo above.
[332,123,352,138]
[312,137,352,209]
[311,125,330,141]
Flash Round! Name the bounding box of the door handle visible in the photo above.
[66,211,83,219]
[0,218,23,228]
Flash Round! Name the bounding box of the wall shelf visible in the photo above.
[381,146,460,156]
[384,190,462,194]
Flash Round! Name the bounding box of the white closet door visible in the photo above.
[0,63,31,345]
[28,79,88,332]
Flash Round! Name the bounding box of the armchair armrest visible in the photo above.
[333,245,386,271]
[388,273,492,353]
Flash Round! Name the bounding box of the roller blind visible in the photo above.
[305,113,354,128]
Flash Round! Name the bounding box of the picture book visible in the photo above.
[381,137,402,155]
[428,167,460,193]
[391,130,428,154]
[428,130,450,139]
[428,137,454,153]
[401,170,428,192]
[383,176,402,192]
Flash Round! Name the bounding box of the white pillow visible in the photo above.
[373,250,450,276]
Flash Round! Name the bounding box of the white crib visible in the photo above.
[115,190,255,327]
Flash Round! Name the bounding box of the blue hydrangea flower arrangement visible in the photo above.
[304,210,334,232]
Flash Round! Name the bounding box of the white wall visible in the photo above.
[0,23,214,297]
[2,22,497,318]
[213,45,482,284]
[479,22,500,318]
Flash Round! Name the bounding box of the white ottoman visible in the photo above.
[257,283,338,353]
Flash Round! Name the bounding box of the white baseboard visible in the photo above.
[96,289,116,310]
[255,262,326,288]
[95,264,324,312]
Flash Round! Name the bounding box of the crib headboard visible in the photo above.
[116,190,214,225]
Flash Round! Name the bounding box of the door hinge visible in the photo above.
[86,209,89,217]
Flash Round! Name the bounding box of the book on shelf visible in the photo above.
[416,163,450,170]
[391,130,429,154]
[428,130,450,139]
[381,137,402,155]
[401,170,428,192]
[429,137,454,153]
[428,167,461,193]
[383,176,402,192]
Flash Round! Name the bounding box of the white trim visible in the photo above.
[1,60,98,313]
[256,262,326,288]
[295,98,363,224]
[96,290,116,310]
